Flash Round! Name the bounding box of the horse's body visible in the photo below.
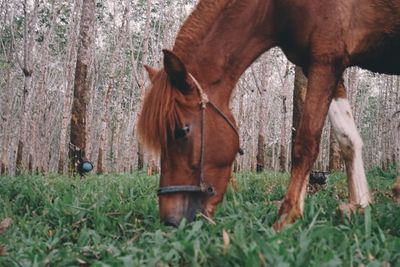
[277,0,400,74]
[138,0,400,229]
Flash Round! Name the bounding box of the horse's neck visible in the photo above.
[175,0,276,101]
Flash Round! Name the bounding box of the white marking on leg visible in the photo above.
[298,175,309,214]
[328,98,370,207]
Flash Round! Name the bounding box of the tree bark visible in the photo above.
[256,134,266,172]
[15,0,39,175]
[250,65,268,172]
[97,84,113,174]
[291,66,308,147]
[329,125,342,171]
[137,0,152,171]
[69,0,95,171]
[279,62,290,172]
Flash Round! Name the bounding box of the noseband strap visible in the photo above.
[157,185,216,196]
[157,73,241,196]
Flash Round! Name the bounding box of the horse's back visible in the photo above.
[276,0,400,74]
[346,0,400,74]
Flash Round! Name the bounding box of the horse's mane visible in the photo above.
[137,72,190,154]
[138,0,232,153]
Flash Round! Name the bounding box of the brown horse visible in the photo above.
[138,0,400,229]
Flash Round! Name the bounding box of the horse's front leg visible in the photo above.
[273,64,339,231]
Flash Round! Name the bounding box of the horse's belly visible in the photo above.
[350,35,400,75]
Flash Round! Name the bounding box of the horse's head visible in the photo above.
[138,50,240,226]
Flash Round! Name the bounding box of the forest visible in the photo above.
[0,0,398,176]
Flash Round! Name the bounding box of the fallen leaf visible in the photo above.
[222,229,230,254]
[0,245,7,256]
[0,218,12,235]
[258,253,267,267]
[199,213,216,225]
[77,258,87,265]
[230,175,240,191]
[48,230,54,237]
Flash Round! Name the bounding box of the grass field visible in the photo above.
[0,171,399,266]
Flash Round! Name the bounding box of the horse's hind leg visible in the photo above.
[328,81,371,214]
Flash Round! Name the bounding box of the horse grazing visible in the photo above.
[138,0,400,229]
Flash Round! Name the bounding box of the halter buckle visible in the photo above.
[199,93,209,109]
[200,182,216,196]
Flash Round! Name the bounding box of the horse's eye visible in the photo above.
[174,125,190,139]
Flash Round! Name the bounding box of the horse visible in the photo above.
[137,0,400,230]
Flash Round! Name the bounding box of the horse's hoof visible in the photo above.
[272,218,286,231]
[273,203,301,231]
[338,203,361,219]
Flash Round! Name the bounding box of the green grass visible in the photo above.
[0,171,399,266]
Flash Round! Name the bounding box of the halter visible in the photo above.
[157,73,242,196]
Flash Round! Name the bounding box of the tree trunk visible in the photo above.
[251,65,269,173]
[279,62,290,172]
[69,0,95,171]
[15,0,39,175]
[279,96,288,172]
[137,0,152,170]
[329,125,342,171]
[291,66,308,146]
[97,84,113,174]
[58,0,82,174]
[256,134,266,172]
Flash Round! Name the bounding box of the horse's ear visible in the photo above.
[163,49,191,94]
[144,65,157,83]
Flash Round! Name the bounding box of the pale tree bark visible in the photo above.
[69,0,95,171]
[30,0,58,174]
[329,125,343,171]
[233,83,246,172]
[345,68,361,112]
[383,77,391,170]
[110,5,133,173]
[291,66,307,147]
[15,0,39,175]
[97,83,113,174]
[137,0,152,171]
[279,61,290,172]
[250,66,269,172]
[377,76,390,170]
[393,77,400,170]
[271,142,276,170]
[97,6,128,174]
[250,93,257,172]
[388,76,399,168]
[123,17,141,173]
[58,0,82,174]
[0,1,14,174]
